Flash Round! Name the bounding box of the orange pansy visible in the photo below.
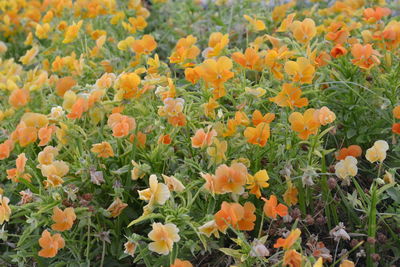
[91,142,114,158]
[274,228,301,249]
[38,230,65,258]
[252,110,275,126]
[244,122,270,147]
[289,109,320,140]
[269,83,308,109]
[191,128,217,148]
[335,145,362,160]
[232,47,261,71]
[214,201,256,232]
[51,207,76,231]
[214,163,248,194]
[284,57,315,84]
[262,195,288,219]
[351,43,381,69]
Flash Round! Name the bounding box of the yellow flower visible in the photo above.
[290,18,317,44]
[0,195,11,224]
[365,140,389,163]
[162,174,185,192]
[335,156,358,180]
[35,23,51,39]
[207,138,227,165]
[198,220,220,238]
[20,47,39,65]
[247,170,269,198]
[245,87,266,97]
[138,175,170,214]
[284,57,315,84]
[63,20,83,44]
[91,142,114,158]
[243,15,265,32]
[148,222,180,255]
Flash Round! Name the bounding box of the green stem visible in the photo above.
[367,182,378,267]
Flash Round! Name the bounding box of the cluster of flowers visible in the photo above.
[0,0,399,266]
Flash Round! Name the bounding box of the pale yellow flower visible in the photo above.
[365,140,389,163]
[148,222,180,255]
[335,156,358,180]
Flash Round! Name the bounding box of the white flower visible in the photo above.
[335,156,358,180]
[365,140,389,163]
[50,106,65,120]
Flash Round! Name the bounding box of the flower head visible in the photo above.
[365,140,389,163]
[51,207,76,231]
[262,195,288,219]
[38,230,65,258]
[148,222,180,255]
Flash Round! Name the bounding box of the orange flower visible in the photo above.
[262,195,288,219]
[158,134,172,145]
[131,34,157,56]
[185,67,201,84]
[7,153,30,183]
[169,35,200,66]
[9,89,30,108]
[325,22,349,45]
[214,163,248,194]
[0,195,11,224]
[56,76,76,97]
[290,18,316,44]
[335,145,362,160]
[269,83,308,109]
[38,230,65,258]
[66,98,89,119]
[289,109,320,140]
[191,128,217,148]
[106,198,128,218]
[283,182,298,206]
[11,122,37,147]
[274,228,301,249]
[197,56,234,99]
[0,140,14,160]
[107,113,136,138]
[63,20,83,43]
[252,110,275,126]
[170,259,193,267]
[124,240,137,257]
[283,249,302,267]
[205,32,229,58]
[393,105,400,119]
[243,15,265,31]
[314,106,336,126]
[41,160,69,188]
[200,98,219,119]
[214,201,256,232]
[351,43,381,69]
[363,7,391,23]
[285,57,315,84]
[244,122,270,147]
[232,47,261,71]
[392,123,400,135]
[38,125,56,146]
[51,207,76,231]
[148,222,180,255]
[234,111,250,126]
[129,131,147,147]
[91,142,114,158]
[330,44,348,58]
